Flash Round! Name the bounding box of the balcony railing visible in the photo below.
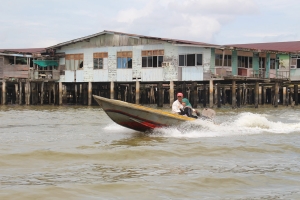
[30,69,60,80]
[0,64,60,81]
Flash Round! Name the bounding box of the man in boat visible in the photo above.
[172,93,199,118]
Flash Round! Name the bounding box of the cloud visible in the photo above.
[1,0,299,48]
[105,0,258,43]
[168,0,259,15]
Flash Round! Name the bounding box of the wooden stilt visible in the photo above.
[49,83,52,104]
[15,84,19,104]
[191,81,198,108]
[136,81,140,104]
[110,81,114,99]
[214,84,217,106]
[75,84,78,104]
[59,82,62,105]
[88,82,92,106]
[261,85,265,105]
[203,84,207,107]
[242,84,246,105]
[294,84,298,106]
[52,83,56,105]
[217,83,221,108]
[274,82,279,107]
[283,87,287,106]
[237,84,241,108]
[258,86,262,105]
[232,80,236,108]
[209,80,214,108]
[83,83,87,105]
[157,82,163,107]
[255,82,259,108]
[2,80,6,105]
[169,81,174,107]
[222,87,226,105]
[182,82,187,98]
[19,81,23,105]
[41,82,44,105]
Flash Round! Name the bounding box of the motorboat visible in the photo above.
[93,95,215,132]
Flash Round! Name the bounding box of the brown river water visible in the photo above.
[0,104,300,200]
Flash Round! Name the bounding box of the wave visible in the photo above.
[151,112,300,138]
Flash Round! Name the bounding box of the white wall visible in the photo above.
[56,37,213,82]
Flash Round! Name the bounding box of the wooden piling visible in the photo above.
[274,82,279,107]
[52,83,57,105]
[41,82,44,104]
[59,82,62,105]
[110,81,114,99]
[48,84,53,104]
[83,83,87,105]
[217,83,221,108]
[209,80,214,108]
[75,84,78,104]
[283,87,287,106]
[32,83,38,105]
[14,84,19,104]
[258,86,262,105]
[294,84,298,106]
[191,81,198,108]
[25,81,31,105]
[79,84,83,104]
[214,84,218,106]
[19,82,23,105]
[222,87,226,105]
[237,84,241,108]
[182,82,187,98]
[254,82,259,108]
[203,84,207,107]
[261,85,265,105]
[2,80,6,105]
[136,81,140,104]
[232,80,236,108]
[169,81,174,106]
[88,82,92,106]
[157,82,163,107]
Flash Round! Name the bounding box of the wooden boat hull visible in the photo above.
[93,95,195,132]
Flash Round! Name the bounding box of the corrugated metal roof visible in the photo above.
[0,48,46,54]
[47,30,220,49]
[225,41,300,53]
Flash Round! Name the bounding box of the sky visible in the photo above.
[0,0,300,48]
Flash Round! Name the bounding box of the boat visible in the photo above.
[93,95,215,132]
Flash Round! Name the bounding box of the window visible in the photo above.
[117,51,132,68]
[93,52,108,69]
[238,56,252,68]
[141,50,164,67]
[215,54,232,66]
[270,58,276,69]
[65,54,83,70]
[16,57,27,65]
[292,55,300,68]
[179,54,202,66]
[259,57,265,69]
[94,58,103,69]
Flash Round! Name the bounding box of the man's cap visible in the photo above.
[177,92,183,97]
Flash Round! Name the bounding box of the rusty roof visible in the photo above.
[0,48,46,54]
[225,41,300,53]
[47,30,220,49]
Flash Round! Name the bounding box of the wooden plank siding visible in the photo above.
[82,34,165,49]
[0,57,4,79]
[3,64,29,79]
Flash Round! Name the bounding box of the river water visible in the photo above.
[0,104,300,200]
